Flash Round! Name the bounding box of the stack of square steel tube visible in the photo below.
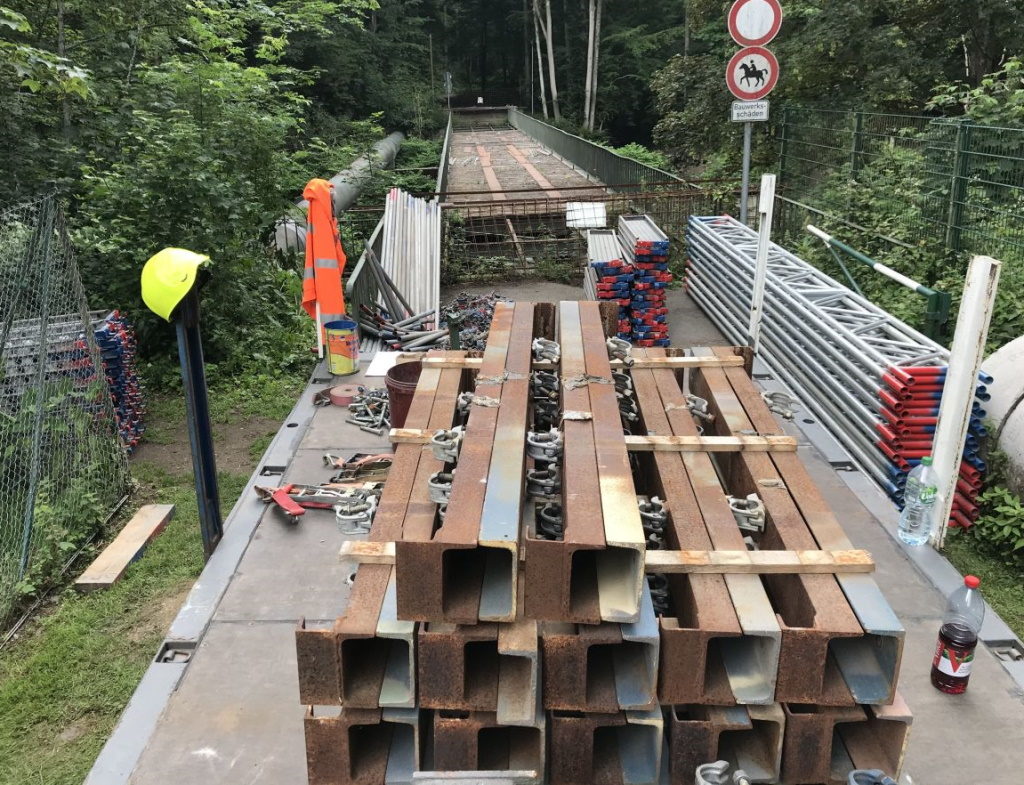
[295,300,911,785]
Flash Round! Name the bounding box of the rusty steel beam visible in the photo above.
[304,706,421,785]
[632,349,780,705]
[781,692,911,784]
[688,350,865,706]
[417,619,538,721]
[707,346,905,706]
[548,708,663,785]
[666,704,784,784]
[523,302,646,624]
[296,356,464,708]
[541,581,659,712]
[693,347,902,705]
[397,303,535,623]
[429,709,545,780]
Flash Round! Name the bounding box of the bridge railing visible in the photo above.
[436,112,453,195]
[507,108,686,191]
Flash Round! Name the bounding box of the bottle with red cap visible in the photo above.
[931,575,985,694]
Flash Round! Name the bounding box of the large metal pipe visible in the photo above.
[274,131,406,253]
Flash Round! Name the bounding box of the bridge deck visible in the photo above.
[446,128,606,204]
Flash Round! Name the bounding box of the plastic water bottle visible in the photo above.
[898,456,936,545]
[931,575,985,694]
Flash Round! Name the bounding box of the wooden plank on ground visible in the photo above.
[75,504,175,592]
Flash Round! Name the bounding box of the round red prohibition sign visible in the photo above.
[728,0,783,47]
[726,46,779,101]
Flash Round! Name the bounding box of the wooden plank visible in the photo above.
[624,434,797,452]
[402,355,747,371]
[75,504,175,592]
[341,541,874,575]
[390,429,796,453]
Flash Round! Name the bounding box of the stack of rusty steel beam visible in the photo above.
[295,300,912,785]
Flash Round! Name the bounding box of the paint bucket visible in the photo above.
[385,361,422,428]
[324,318,359,376]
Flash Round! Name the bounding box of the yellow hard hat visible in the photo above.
[140,248,210,321]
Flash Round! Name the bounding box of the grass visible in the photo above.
[0,373,305,785]
[943,528,1024,638]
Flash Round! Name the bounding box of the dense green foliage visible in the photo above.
[1,1,444,381]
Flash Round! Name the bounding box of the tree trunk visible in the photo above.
[533,4,549,118]
[583,0,595,129]
[543,0,561,120]
[588,0,602,132]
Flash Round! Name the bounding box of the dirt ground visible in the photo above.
[130,417,280,477]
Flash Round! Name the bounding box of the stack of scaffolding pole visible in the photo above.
[619,215,672,347]
[585,229,633,339]
[685,215,990,523]
[380,188,442,329]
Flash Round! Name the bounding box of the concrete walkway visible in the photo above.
[90,286,1024,785]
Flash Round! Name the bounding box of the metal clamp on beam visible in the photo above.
[761,390,797,420]
[532,337,561,362]
[696,760,752,785]
[728,493,766,534]
[430,426,464,463]
[607,336,634,366]
[428,471,454,504]
[526,428,563,461]
[526,466,561,499]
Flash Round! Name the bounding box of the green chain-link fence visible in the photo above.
[775,108,1024,345]
[0,196,131,625]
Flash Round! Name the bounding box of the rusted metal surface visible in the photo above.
[417,620,538,719]
[524,302,645,623]
[632,349,780,706]
[782,692,911,783]
[708,346,905,706]
[430,709,545,778]
[689,350,864,706]
[540,582,659,712]
[304,706,420,785]
[548,708,663,785]
[296,354,465,709]
[666,704,784,784]
[397,305,532,623]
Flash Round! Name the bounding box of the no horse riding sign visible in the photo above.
[727,46,779,101]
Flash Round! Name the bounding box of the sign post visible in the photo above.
[726,0,783,224]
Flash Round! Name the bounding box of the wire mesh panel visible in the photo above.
[777,108,1024,265]
[441,189,737,282]
[0,196,130,622]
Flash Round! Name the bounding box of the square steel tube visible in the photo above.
[541,580,659,712]
[632,351,780,705]
[707,346,905,705]
[828,693,912,784]
[397,303,534,623]
[666,704,785,784]
[689,352,865,706]
[696,347,904,705]
[428,707,545,779]
[548,707,664,785]
[417,619,539,724]
[523,302,645,623]
[296,355,465,708]
[304,706,421,785]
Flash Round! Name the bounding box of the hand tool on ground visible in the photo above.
[323,452,395,481]
[254,481,384,521]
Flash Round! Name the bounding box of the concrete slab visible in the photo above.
[128,622,307,785]
[106,278,1024,785]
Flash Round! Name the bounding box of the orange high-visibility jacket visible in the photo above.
[301,178,348,337]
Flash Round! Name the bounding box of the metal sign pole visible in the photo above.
[740,122,753,224]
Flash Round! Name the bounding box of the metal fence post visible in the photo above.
[777,107,789,190]
[945,120,973,253]
[850,111,865,180]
